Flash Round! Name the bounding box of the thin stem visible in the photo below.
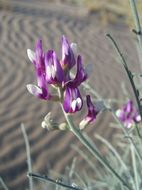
[129,0,142,53]
[135,123,142,139]
[111,109,142,162]
[131,144,140,190]
[82,80,142,161]
[71,144,102,178]
[60,104,132,190]
[21,124,33,190]
[0,178,9,190]
[107,34,142,128]
[95,134,128,171]
[28,173,82,190]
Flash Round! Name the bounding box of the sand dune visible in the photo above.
[0,1,141,189]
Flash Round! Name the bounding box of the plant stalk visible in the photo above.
[61,103,132,190]
[21,124,33,190]
[107,34,142,128]
[129,0,142,53]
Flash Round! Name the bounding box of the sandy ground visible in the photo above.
[0,0,141,189]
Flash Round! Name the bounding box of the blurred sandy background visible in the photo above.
[0,0,141,189]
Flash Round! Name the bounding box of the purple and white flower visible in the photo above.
[63,87,83,113]
[66,55,87,88]
[27,40,50,100]
[45,50,64,85]
[27,35,88,114]
[116,100,141,128]
[61,35,76,70]
[79,95,100,129]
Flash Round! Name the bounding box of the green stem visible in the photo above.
[135,123,142,139]
[129,0,142,53]
[21,124,33,190]
[28,173,81,190]
[82,81,142,161]
[61,104,132,190]
[111,110,142,161]
[0,178,9,190]
[107,34,142,128]
[131,144,140,190]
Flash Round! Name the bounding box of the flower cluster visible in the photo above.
[28,36,141,130]
[27,36,87,113]
[116,100,141,128]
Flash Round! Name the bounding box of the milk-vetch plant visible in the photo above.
[26,1,142,189]
[26,35,138,190]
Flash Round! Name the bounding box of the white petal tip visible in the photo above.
[116,109,121,117]
[79,119,89,130]
[71,43,77,54]
[41,121,46,128]
[136,115,141,122]
[27,49,35,62]
[26,84,42,95]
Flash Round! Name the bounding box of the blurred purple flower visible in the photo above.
[80,95,99,129]
[116,100,141,128]
[63,87,83,113]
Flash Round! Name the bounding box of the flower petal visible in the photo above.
[61,35,76,70]
[34,39,45,70]
[86,95,98,122]
[79,95,99,130]
[27,49,35,62]
[133,111,141,123]
[116,100,141,128]
[63,87,83,113]
[45,50,64,84]
[27,84,42,96]
[27,84,50,100]
[66,55,87,87]
[70,43,77,54]
[75,55,87,85]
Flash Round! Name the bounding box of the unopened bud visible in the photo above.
[58,122,68,130]
[41,120,55,130]
[41,112,57,130]
[41,113,68,131]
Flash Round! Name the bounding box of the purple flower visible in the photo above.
[63,87,83,113]
[27,36,87,115]
[45,50,64,85]
[61,35,76,70]
[27,40,50,100]
[79,95,99,129]
[26,84,50,100]
[66,55,87,87]
[116,100,141,128]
